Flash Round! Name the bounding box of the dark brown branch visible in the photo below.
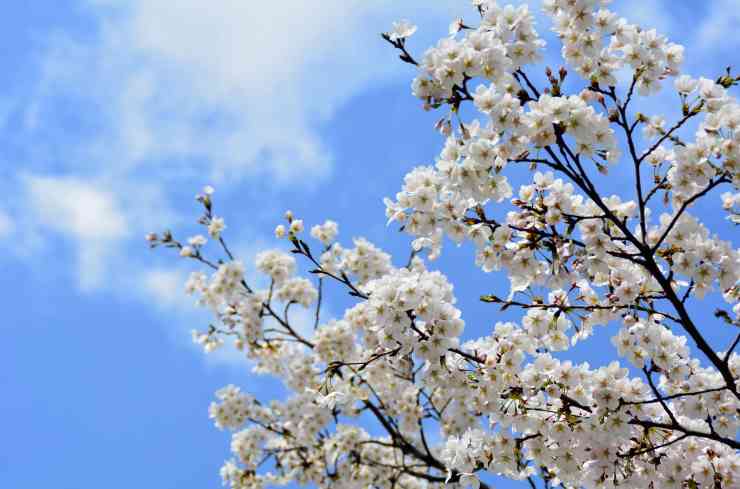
[650,177,730,253]
[724,332,740,364]
[620,385,728,407]
[629,418,740,449]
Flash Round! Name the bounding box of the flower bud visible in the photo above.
[290,219,304,234]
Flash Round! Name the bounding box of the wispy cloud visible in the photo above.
[695,0,740,53]
[6,0,461,295]
[24,0,458,183]
[23,174,129,289]
[609,0,674,34]
[0,209,15,240]
[140,268,190,308]
[19,174,173,290]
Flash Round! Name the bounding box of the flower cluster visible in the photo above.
[209,385,254,431]
[255,250,295,284]
[152,2,740,489]
[545,0,683,94]
[333,237,393,286]
[364,265,464,358]
[310,220,339,246]
[275,277,318,307]
[411,2,544,105]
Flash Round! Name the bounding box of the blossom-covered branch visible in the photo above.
[151,1,739,488]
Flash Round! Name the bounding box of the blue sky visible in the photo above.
[2,1,739,488]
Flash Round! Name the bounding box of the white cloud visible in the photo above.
[0,210,15,239]
[23,175,128,289]
[695,0,740,53]
[141,268,189,307]
[21,174,175,290]
[609,0,673,34]
[24,175,128,240]
[27,0,459,184]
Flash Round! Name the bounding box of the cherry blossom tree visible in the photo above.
[148,1,740,488]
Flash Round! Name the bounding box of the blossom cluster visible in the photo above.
[411,2,544,104]
[151,1,740,488]
[545,0,683,94]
